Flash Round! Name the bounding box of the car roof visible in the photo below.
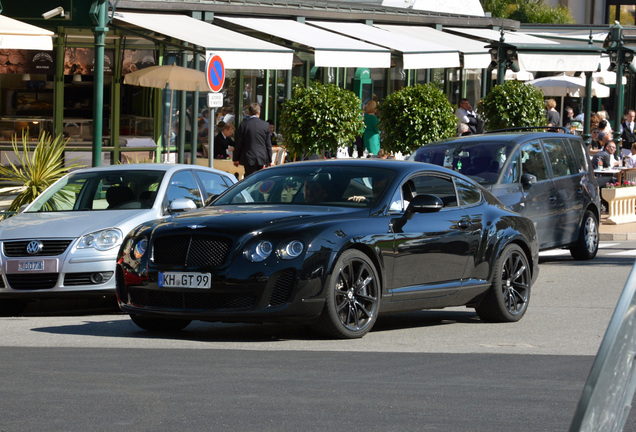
[68,163,234,178]
[267,158,452,176]
[419,131,583,148]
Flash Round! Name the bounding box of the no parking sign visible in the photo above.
[205,54,225,93]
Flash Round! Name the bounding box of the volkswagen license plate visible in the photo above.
[158,272,211,289]
[18,260,44,271]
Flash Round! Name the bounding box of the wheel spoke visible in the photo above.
[354,300,372,320]
[511,264,526,282]
[355,292,376,302]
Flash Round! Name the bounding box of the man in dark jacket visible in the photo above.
[233,102,272,176]
[621,109,636,157]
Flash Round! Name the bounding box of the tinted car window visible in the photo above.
[195,170,232,197]
[214,166,394,207]
[521,141,549,181]
[411,140,515,186]
[568,137,590,173]
[501,149,521,184]
[543,138,572,178]
[455,177,481,206]
[412,175,457,207]
[166,170,203,207]
[27,170,165,212]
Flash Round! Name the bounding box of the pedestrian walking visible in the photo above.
[233,102,272,176]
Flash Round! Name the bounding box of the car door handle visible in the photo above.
[458,219,471,229]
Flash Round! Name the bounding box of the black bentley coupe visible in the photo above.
[116,159,539,339]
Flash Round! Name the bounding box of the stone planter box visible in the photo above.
[602,187,636,224]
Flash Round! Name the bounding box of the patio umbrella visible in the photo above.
[124,64,210,160]
[527,73,610,124]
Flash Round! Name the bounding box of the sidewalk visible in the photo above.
[599,213,636,241]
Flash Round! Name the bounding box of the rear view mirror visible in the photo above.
[168,198,197,213]
[404,194,443,219]
[521,173,537,189]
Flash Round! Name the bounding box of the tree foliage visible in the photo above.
[0,132,84,213]
[378,84,457,155]
[477,80,545,131]
[279,83,364,159]
[481,0,575,24]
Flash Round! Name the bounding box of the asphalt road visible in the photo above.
[1,241,636,431]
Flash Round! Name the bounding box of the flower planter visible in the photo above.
[602,187,636,224]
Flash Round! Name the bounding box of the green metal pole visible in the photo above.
[611,23,625,144]
[53,28,64,139]
[273,69,278,127]
[112,37,121,163]
[191,53,200,166]
[613,58,625,145]
[264,69,271,120]
[497,47,506,86]
[178,47,188,164]
[237,70,245,126]
[154,45,164,163]
[583,71,593,145]
[92,0,108,167]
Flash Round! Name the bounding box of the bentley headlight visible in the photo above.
[133,238,148,260]
[77,228,123,251]
[279,240,304,259]
[245,241,273,262]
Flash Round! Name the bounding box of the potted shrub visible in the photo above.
[601,181,636,225]
[477,80,545,131]
[279,82,364,160]
[378,84,457,156]
[0,132,84,215]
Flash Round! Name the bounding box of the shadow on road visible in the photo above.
[23,308,483,342]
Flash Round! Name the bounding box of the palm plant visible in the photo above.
[0,132,85,213]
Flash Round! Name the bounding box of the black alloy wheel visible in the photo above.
[569,210,599,260]
[476,244,531,323]
[313,250,380,339]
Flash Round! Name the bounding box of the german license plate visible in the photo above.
[158,272,211,289]
[18,260,44,272]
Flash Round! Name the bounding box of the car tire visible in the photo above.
[476,244,531,323]
[569,210,599,260]
[129,314,191,332]
[312,250,381,339]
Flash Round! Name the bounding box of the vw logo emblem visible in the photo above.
[26,241,43,255]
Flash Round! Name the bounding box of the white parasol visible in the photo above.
[527,73,610,124]
[124,64,210,161]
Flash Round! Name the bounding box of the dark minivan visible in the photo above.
[411,131,600,260]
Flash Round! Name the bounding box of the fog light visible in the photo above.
[90,271,113,284]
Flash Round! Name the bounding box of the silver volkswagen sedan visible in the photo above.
[0,164,236,306]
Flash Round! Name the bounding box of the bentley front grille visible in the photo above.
[128,287,256,310]
[269,270,296,307]
[152,235,232,268]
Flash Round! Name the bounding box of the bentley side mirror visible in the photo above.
[404,194,443,219]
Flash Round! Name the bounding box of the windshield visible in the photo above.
[411,140,516,185]
[27,170,166,212]
[214,165,395,208]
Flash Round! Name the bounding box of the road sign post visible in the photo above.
[205,54,225,167]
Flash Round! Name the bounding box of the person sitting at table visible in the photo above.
[592,140,620,170]
[626,142,636,168]
[593,140,620,211]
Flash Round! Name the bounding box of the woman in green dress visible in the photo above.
[362,100,380,155]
